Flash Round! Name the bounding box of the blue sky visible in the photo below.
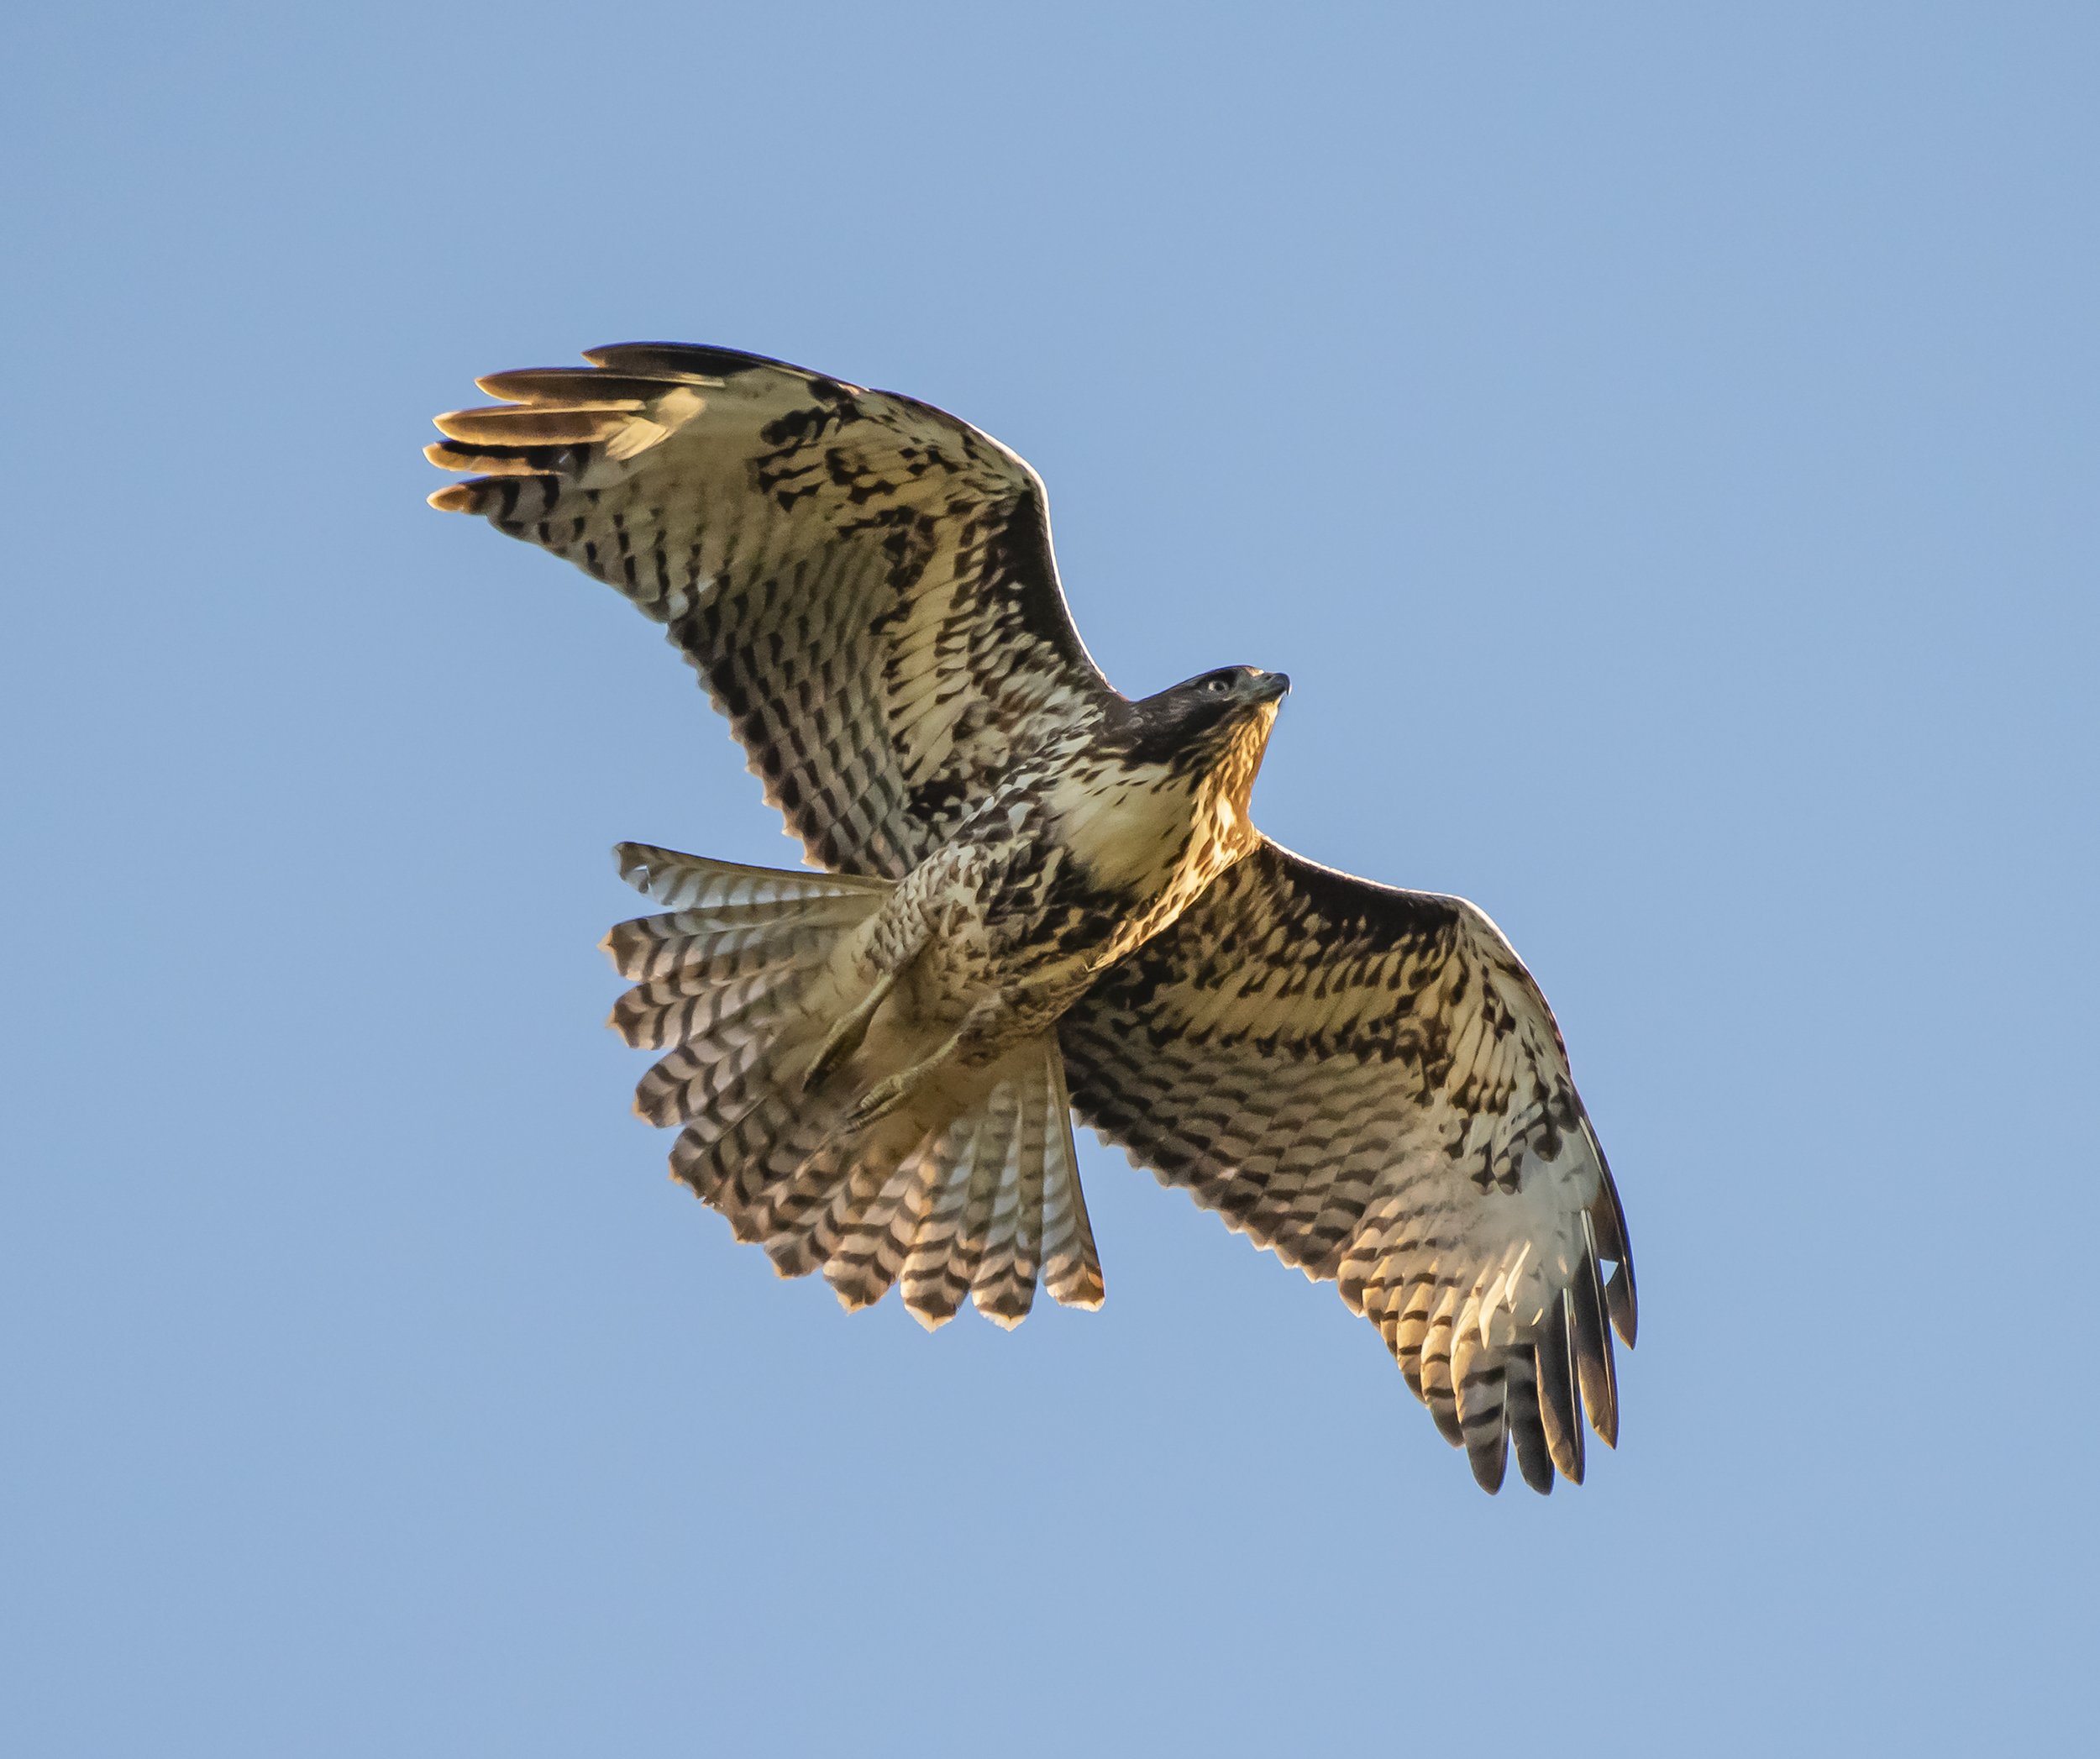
[6,4,2095,1753]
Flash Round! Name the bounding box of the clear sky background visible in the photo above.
[6,5,2096,1754]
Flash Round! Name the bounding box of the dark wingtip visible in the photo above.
[1506,1365,1555,1494]
[580,340,801,379]
[1571,1252,1620,1449]
[1467,1430,1509,1494]
[1584,1125,1638,1347]
[1536,1300,1585,1485]
[1607,1258,1639,1348]
[1515,1442,1555,1495]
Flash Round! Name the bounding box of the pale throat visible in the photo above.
[1053,709,1273,907]
[1194,709,1273,872]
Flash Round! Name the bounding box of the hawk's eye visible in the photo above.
[1203,675,1231,696]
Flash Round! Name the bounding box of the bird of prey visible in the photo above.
[425,342,1635,1494]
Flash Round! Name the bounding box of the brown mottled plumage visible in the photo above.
[426,342,1635,1492]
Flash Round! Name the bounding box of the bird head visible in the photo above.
[1105,665,1289,773]
[1160,664,1290,733]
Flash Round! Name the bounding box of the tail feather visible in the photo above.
[613,961,813,1053]
[889,1048,1100,1331]
[613,842,890,911]
[897,1108,999,1329]
[1037,1053,1103,1310]
[601,844,1105,1329]
[607,844,885,1132]
[916,1086,1021,1326]
[634,1026,781,1127]
[972,1068,1049,1329]
[668,1079,801,1207]
[613,848,895,915]
[805,1147,929,1305]
[698,1085,851,1235]
[821,1145,944,1311]
[604,901,876,981]
[760,1144,883,1276]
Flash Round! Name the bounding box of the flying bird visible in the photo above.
[425,342,1635,1494]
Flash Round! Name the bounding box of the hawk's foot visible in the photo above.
[839,1070,915,1134]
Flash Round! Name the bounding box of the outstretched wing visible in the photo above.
[1058,840,1636,1494]
[428,343,1115,880]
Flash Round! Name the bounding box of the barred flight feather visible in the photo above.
[602,903,877,983]
[1504,1352,1556,1495]
[611,961,815,1054]
[971,1063,1050,1331]
[1535,1297,1586,1483]
[899,1107,1003,1330]
[822,1147,941,1312]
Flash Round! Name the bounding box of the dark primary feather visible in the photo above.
[1571,1239,1619,1447]
[428,342,1116,880]
[1535,1298,1586,1483]
[1504,1353,1556,1494]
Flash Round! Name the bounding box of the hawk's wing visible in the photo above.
[428,344,1114,879]
[1058,839,1637,1494]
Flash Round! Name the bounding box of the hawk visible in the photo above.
[426,342,1636,1494]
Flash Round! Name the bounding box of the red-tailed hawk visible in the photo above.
[426,342,1636,1494]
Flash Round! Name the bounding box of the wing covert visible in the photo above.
[428,343,1114,879]
[1058,839,1636,1494]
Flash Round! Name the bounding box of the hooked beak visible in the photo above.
[1252,669,1291,703]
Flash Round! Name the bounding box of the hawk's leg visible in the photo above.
[840,1053,958,1133]
[801,967,898,1094]
[835,972,1081,1135]
[836,1022,974,1135]
[803,913,932,1095]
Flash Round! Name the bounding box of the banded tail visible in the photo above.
[603,843,1102,1327]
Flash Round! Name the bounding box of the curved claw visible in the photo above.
[840,1074,913,1134]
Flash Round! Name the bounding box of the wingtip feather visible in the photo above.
[1607,1258,1639,1348]
[433,404,637,447]
[1571,1244,1620,1448]
[1466,1428,1509,1494]
[581,340,802,379]
[1506,1359,1556,1495]
[1536,1298,1586,1484]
